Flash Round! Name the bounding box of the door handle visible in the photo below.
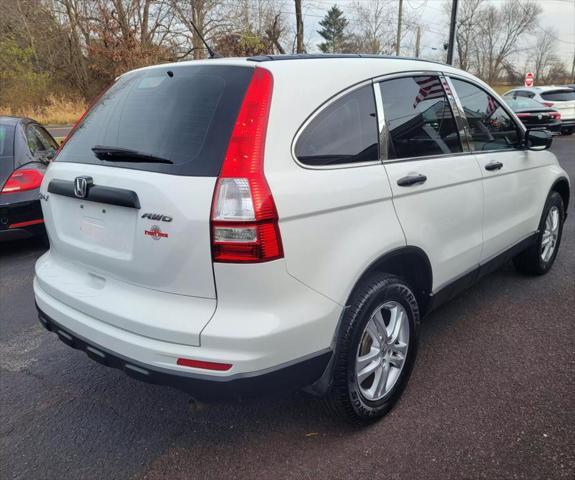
[397,174,427,187]
[484,161,503,171]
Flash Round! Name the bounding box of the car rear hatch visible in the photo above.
[540,89,575,121]
[38,63,254,345]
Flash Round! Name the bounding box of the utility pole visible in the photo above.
[295,0,304,54]
[415,26,421,58]
[446,0,459,65]
[396,0,403,56]
[571,49,575,82]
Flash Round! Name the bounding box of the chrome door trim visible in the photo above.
[372,81,388,162]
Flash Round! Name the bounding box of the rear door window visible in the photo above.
[450,78,521,151]
[55,65,254,176]
[0,124,15,157]
[540,90,575,102]
[295,85,379,167]
[378,76,462,159]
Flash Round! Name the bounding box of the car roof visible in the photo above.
[508,86,573,93]
[128,55,474,85]
[0,115,37,126]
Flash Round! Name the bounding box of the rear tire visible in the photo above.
[324,274,420,424]
[513,191,564,275]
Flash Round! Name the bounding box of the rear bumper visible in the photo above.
[37,304,332,400]
[0,190,45,241]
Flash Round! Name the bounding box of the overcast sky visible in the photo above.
[298,0,575,67]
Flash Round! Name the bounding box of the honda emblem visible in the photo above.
[74,176,93,198]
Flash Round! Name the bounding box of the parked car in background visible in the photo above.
[503,95,562,134]
[0,116,58,242]
[504,86,575,135]
[34,56,570,423]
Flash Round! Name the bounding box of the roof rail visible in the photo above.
[247,53,447,67]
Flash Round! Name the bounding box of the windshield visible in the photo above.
[55,65,254,176]
[540,90,575,102]
[505,97,547,110]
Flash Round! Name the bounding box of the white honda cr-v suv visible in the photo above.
[34,55,570,423]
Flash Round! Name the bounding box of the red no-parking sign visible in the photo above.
[525,72,534,87]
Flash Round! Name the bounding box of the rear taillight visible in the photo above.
[1,169,44,194]
[516,113,531,118]
[543,102,554,107]
[553,112,561,120]
[210,67,283,263]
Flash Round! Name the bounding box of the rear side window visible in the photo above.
[26,124,57,156]
[295,85,379,167]
[0,124,15,157]
[514,91,534,98]
[541,90,575,102]
[379,76,462,159]
[55,65,254,176]
[451,79,520,151]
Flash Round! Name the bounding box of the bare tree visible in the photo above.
[473,0,541,83]
[452,0,484,71]
[532,28,558,84]
[351,0,395,54]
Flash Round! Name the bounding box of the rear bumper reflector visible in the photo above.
[177,358,232,371]
[8,219,44,229]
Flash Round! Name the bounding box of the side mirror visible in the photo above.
[525,129,552,151]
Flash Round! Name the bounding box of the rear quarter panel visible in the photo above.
[263,60,408,305]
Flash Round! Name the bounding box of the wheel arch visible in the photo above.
[306,246,433,397]
[348,246,433,317]
[551,177,570,216]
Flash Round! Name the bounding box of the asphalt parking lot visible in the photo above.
[1,137,574,480]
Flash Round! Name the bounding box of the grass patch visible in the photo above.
[0,96,84,126]
[491,85,519,95]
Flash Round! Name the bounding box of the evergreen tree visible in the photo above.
[317,5,350,53]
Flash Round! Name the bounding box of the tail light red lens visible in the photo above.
[553,112,561,120]
[1,169,44,194]
[543,102,554,107]
[516,113,530,118]
[211,67,283,263]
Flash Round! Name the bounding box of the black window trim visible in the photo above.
[445,73,526,155]
[291,79,383,170]
[374,71,467,164]
[291,69,527,169]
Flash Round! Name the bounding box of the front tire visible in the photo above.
[513,191,565,275]
[324,274,420,424]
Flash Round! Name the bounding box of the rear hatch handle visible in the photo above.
[48,178,141,209]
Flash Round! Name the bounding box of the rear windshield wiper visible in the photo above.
[91,146,174,164]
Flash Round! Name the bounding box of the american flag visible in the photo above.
[486,95,498,117]
[413,76,445,108]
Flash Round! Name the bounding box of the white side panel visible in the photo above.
[478,150,565,260]
[385,156,484,291]
[205,260,342,367]
[268,165,405,305]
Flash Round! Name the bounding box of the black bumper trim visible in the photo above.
[36,305,332,401]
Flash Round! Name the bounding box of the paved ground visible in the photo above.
[1,137,574,480]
